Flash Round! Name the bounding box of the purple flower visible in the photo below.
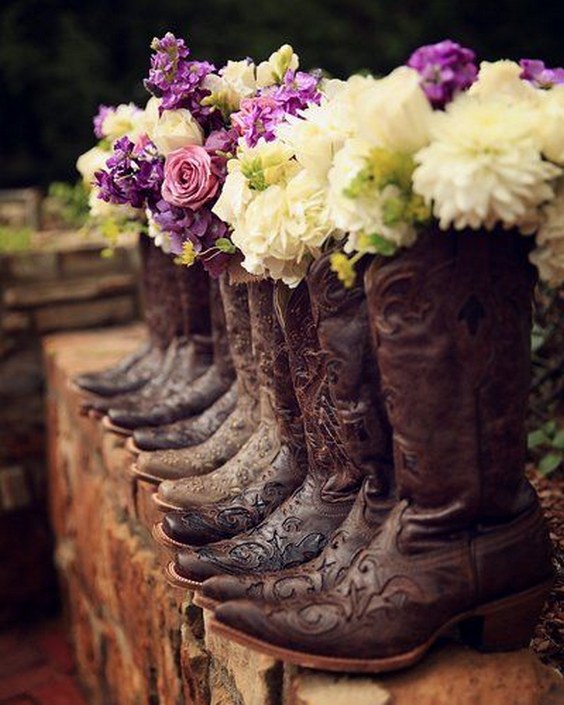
[271,69,322,115]
[205,128,238,181]
[95,137,164,209]
[407,40,478,108]
[231,69,321,147]
[520,59,564,88]
[93,105,113,139]
[149,198,230,277]
[143,32,217,127]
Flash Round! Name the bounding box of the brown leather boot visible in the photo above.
[197,252,394,600]
[210,229,554,673]
[132,278,258,481]
[154,279,307,532]
[75,236,176,399]
[164,267,389,584]
[104,265,216,428]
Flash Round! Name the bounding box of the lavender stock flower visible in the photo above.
[93,105,113,139]
[95,137,163,209]
[520,59,564,88]
[407,40,477,108]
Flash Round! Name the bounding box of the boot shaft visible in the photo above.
[209,278,235,379]
[175,264,212,338]
[306,252,393,496]
[365,228,537,531]
[140,236,182,348]
[218,276,259,399]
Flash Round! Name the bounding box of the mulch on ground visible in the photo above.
[531,468,564,675]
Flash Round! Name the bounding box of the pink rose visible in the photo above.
[162,145,219,210]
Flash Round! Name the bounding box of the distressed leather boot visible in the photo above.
[132,382,238,451]
[210,229,554,673]
[75,237,176,400]
[165,271,386,585]
[104,265,215,429]
[132,278,258,481]
[154,279,307,532]
[199,252,394,602]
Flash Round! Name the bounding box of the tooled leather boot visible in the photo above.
[75,236,176,400]
[164,273,382,586]
[132,382,238,451]
[104,265,215,429]
[210,229,554,674]
[154,279,307,533]
[131,278,259,482]
[198,252,394,603]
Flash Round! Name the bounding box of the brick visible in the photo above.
[34,296,135,333]
[4,273,135,308]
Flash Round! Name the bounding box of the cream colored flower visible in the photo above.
[539,86,564,166]
[204,60,257,113]
[413,93,562,232]
[212,166,254,227]
[101,103,141,141]
[76,146,110,187]
[133,96,160,144]
[88,189,138,221]
[468,60,540,104]
[530,183,564,286]
[236,139,298,190]
[354,68,434,153]
[256,44,299,88]
[149,108,203,155]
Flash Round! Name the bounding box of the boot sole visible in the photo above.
[125,437,141,455]
[208,579,553,673]
[151,494,185,511]
[193,593,220,611]
[102,416,132,436]
[152,521,197,552]
[164,560,205,590]
[130,462,162,484]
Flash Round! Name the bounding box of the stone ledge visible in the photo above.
[45,327,564,705]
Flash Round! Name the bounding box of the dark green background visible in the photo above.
[2,0,564,189]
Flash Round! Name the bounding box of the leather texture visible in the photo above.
[212,229,554,667]
[133,278,258,479]
[75,236,177,398]
[169,253,394,580]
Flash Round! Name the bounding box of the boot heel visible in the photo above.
[459,582,551,652]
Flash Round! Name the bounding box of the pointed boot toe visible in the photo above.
[202,575,249,603]
[175,549,225,584]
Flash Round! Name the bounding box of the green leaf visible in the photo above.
[543,420,557,436]
[551,429,564,450]
[215,238,236,254]
[528,429,548,449]
[538,452,563,476]
[367,233,398,257]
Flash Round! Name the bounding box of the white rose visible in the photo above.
[130,96,161,145]
[101,103,141,141]
[149,108,204,155]
[354,68,433,153]
[212,166,254,227]
[256,44,299,88]
[76,146,111,186]
[88,189,138,220]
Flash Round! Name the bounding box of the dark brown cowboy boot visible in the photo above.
[131,278,258,481]
[75,236,176,399]
[132,382,237,451]
[210,229,554,673]
[164,275,380,585]
[104,265,215,429]
[198,252,394,601]
[154,279,307,532]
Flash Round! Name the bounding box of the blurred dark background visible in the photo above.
[2,0,564,190]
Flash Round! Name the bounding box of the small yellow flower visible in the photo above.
[176,241,197,267]
[330,252,356,288]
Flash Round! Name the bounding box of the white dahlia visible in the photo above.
[413,94,562,232]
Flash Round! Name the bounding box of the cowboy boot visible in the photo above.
[75,236,175,399]
[165,274,375,586]
[131,382,238,451]
[154,279,307,527]
[131,278,259,481]
[211,229,554,673]
[197,252,394,602]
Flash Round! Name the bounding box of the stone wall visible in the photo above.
[0,231,139,624]
[44,327,564,705]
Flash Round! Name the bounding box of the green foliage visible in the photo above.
[528,420,564,476]
[0,225,32,252]
[47,180,89,227]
